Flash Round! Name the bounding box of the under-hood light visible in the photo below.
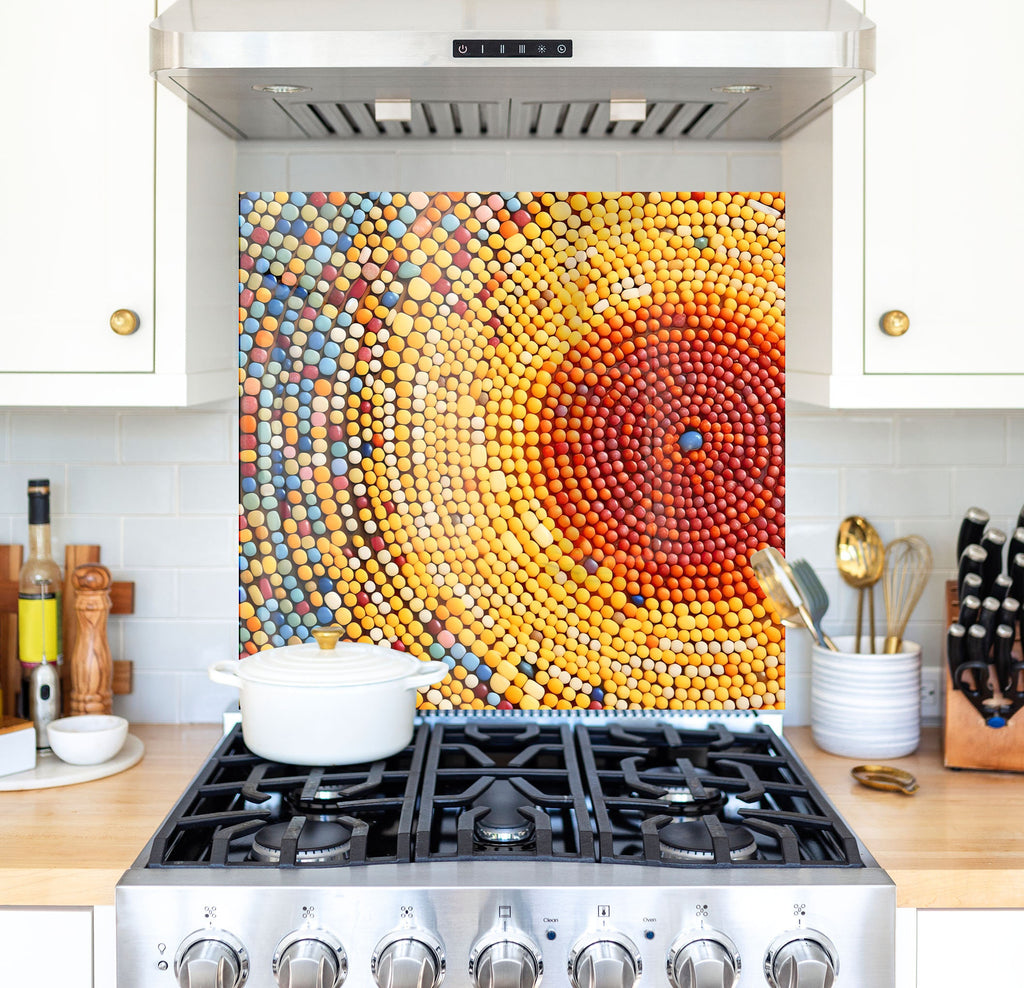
[713,84,771,95]
[252,84,310,94]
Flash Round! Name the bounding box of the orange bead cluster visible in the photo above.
[238,190,786,712]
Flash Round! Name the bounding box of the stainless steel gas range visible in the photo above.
[116,715,894,988]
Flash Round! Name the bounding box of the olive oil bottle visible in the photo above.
[18,479,62,717]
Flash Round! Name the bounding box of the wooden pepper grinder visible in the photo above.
[69,564,113,715]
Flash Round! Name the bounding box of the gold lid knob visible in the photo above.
[880,310,910,337]
[311,626,344,651]
[110,309,140,336]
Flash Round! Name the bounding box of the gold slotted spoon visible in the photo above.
[836,516,885,653]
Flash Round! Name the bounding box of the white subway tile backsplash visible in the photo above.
[784,468,840,518]
[122,618,237,671]
[898,413,1006,466]
[118,568,180,619]
[123,517,236,568]
[45,516,124,567]
[843,468,951,518]
[69,465,176,515]
[0,464,67,515]
[114,670,182,724]
[121,412,231,463]
[787,414,893,466]
[950,467,1024,520]
[179,568,238,620]
[180,464,237,515]
[179,671,240,724]
[9,411,117,462]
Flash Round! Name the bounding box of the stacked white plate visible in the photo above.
[810,635,921,759]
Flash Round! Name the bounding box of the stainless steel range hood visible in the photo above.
[151,0,874,142]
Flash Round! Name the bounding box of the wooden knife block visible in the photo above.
[943,580,1024,772]
[0,544,134,718]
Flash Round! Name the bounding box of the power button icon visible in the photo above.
[457,44,468,54]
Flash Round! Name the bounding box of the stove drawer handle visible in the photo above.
[209,661,243,688]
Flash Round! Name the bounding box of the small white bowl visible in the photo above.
[47,715,129,765]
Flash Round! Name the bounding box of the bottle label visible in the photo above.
[18,595,62,667]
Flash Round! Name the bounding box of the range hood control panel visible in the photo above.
[452,40,573,58]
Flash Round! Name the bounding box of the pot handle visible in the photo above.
[209,660,243,689]
[406,660,449,689]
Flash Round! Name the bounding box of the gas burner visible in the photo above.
[472,780,536,845]
[251,820,352,864]
[285,785,352,820]
[656,785,728,818]
[657,821,758,863]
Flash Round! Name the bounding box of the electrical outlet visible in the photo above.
[920,667,942,721]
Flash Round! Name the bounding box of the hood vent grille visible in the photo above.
[285,100,505,139]
[280,98,735,140]
[516,100,734,139]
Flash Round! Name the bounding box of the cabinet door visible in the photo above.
[0,907,94,987]
[862,0,1024,376]
[0,0,154,374]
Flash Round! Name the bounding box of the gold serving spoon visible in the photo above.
[836,516,886,653]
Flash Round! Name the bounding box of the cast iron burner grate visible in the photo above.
[142,719,863,870]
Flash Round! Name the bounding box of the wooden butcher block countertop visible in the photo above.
[1,724,1022,909]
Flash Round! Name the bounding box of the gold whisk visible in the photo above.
[882,535,933,654]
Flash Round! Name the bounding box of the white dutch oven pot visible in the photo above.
[209,627,447,765]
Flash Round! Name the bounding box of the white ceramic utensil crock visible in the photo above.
[209,627,447,765]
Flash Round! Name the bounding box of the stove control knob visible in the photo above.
[470,933,543,988]
[372,931,446,988]
[274,931,347,988]
[764,931,838,988]
[175,930,249,988]
[568,934,641,988]
[668,932,740,988]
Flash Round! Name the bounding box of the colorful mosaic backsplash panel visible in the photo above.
[239,191,785,712]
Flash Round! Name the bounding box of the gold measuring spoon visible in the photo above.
[836,516,886,653]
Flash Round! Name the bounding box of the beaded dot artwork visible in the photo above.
[239,191,785,712]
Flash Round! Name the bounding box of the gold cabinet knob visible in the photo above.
[880,310,910,337]
[109,309,140,336]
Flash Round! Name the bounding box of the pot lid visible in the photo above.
[237,627,429,687]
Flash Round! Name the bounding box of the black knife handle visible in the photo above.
[980,528,1008,587]
[961,624,993,698]
[998,595,1020,631]
[947,623,966,686]
[1011,552,1024,605]
[977,596,1002,647]
[957,506,990,561]
[1008,527,1024,568]
[994,624,1016,695]
[960,572,984,604]
[958,544,988,598]
[957,594,982,628]
[989,573,1014,604]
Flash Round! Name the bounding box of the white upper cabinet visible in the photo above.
[0,0,235,407]
[785,0,1024,408]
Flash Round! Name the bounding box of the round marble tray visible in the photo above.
[0,733,144,791]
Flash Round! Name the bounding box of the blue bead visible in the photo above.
[275,219,291,235]
[316,606,334,624]
[318,357,337,375]
[381,291,400,307]
[388,220,407,238]
[441,214,459,232]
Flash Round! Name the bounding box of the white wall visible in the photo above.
[4,138,1019,723]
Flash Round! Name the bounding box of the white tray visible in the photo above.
[0,733,144,791]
